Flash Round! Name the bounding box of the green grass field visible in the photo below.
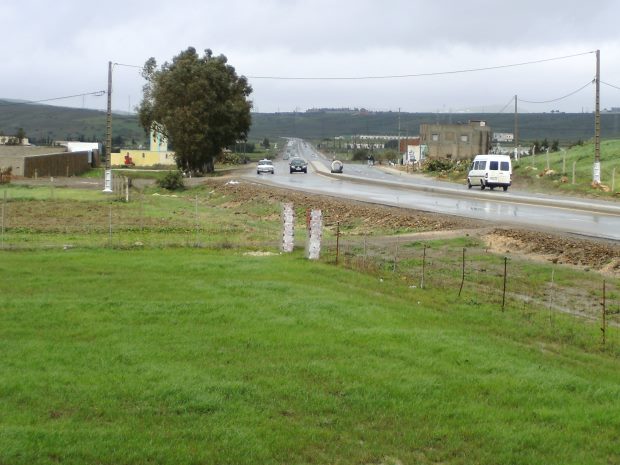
[1,248,619,465]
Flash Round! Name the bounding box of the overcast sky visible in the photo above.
[1,0,619,114]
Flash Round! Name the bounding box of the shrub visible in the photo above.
[351,149,369,161]
[423,158,455,172]
[157,170,185,190]
[0,166,12,184]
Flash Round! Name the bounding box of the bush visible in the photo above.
[351,149,369,161]
[423,158,455,172]
[0,166,12,184]
[157,171,185,190]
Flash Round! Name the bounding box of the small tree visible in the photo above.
[15,128,26,144]
[261,137,270,149]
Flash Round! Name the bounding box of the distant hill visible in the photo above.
[249,111,620,144]
[0,100,146,146]
[2,100,619,146]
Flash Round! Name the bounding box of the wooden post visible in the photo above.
[421,244,427,289]
[393,238,399,272]
[335,221,340,265]
[502,256,508,311]
[108,204,113,248]
[572,161,576,185]
[601,280,607,347]
[1,190,5,249]
[562,152,566,174]
[195,194,199,246]
[458,248,466,297]
[548,268,555,327]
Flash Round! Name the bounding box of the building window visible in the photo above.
[461,135,469,142]
[432,134,439,142]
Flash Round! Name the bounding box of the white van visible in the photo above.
[467,154,512,191]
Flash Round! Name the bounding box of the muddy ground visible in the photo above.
[211,178,620,275]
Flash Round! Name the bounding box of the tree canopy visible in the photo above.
[139,47,252,174]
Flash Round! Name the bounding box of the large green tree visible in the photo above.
[139,47,252,174]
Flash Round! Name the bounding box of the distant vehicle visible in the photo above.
[467,154,512,191]
[283,153,290,160]
[289,158,308,174]
[330,160,343,173]
[257,159,274,174]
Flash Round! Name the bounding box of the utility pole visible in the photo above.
[593,49,601,184]
[514,95,519,159]
[398,108,401,162]
[103,61,113,193]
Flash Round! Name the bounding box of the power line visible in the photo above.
[0,90,106,107]
[114,63,143,70]
[602,81,620,91]
[517,80,594,104]
[247,51,595,80]
[498,96,516,113]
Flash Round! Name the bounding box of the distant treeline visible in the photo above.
[248,111,620,144]
[1,100,619,147]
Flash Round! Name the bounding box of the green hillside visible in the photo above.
[249,111,620,144]
[0,100,146,146]
[2,99,620,146]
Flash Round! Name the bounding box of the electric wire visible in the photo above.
[602,81,620,91]
[0,90,106,107]
[517,80,594,104]
[498,96,516,113]
[247,51,595,80]
[114,63,143,69]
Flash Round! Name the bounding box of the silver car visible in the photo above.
[257,159,274,174]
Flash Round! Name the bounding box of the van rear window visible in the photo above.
[489,161,499,170]
[500,161,510,171]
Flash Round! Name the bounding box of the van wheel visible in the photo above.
[467,180,472,189]
[480,182,485,190]
[503,186,508,191]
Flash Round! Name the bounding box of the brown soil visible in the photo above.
[209,178,620,275]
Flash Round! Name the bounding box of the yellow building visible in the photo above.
[111,129,175,167]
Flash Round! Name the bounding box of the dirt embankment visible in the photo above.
[211,178,620,274]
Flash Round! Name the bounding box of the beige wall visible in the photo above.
[420,122,492,160]
[111,149,176,167]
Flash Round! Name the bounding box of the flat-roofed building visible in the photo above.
[420,120,492,160]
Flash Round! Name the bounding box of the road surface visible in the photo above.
[246,139,620,241]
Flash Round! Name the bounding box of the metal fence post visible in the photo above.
[502,256,508,311]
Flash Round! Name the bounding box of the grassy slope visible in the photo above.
[432,139,620,197]
[513,139,620,195]
[1,249,619,465]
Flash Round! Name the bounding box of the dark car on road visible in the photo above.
[289,158,308,174]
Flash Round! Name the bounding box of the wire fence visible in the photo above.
[321,230,620,353]
[1,187,619,352]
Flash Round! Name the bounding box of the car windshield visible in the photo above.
[260,160,272,165]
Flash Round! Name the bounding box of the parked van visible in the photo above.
[467,154,512,191]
